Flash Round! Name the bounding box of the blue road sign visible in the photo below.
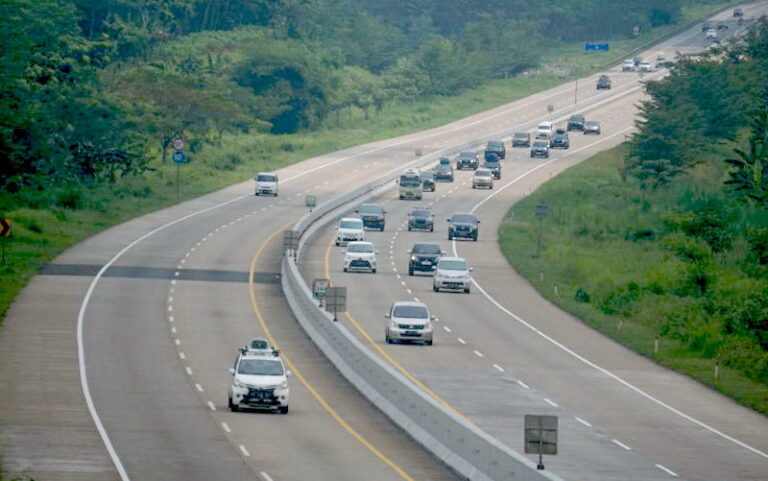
[172,149,188,164]
[585,42,610,52]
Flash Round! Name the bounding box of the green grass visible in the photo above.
[0,0,740,328]
[498,145,768,415]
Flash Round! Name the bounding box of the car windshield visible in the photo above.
[392,305,428,319]
[514,132,528,138]
[238,359,284,376]
[359,205,382,215]
[569,115,584,121]
[413,244,441,254]
[451,214,476,224]
[586,121,599,127]
[477,169,493,176]
[422,172,434,179]
[411,209,431,217]
[400,175,421,187]
[436,164,450,171]
[257,174,276,182]
[458,152,474,159]
[533,141,548,147]
[487,141,502,148]
[347,243,373,253]
[439,158,451,165]
[439,260,468,271]
[340,220,363,229]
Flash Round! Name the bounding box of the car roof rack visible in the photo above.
[240,337,280,357]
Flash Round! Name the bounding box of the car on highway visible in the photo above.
[622,59,635,71]
[335,217,365,246]
[596,74,611,90]
[228,338,289,414]
[434,159,454,182]
[421,170,436,192]
[567,114,585,131]
[733,7,743,18]
[472,168,494,189]
[638,60,652,72]
[385,301,435,345]
[485,140,506,160]
[407,207,435,232]
[530,139,550,158]
[655,56,668,68]
[254,172,278,196]
[535,121,555,142]
[447,212,479,241]
[356,203,386,231]
[583,120,601,135]
[433,256,473,294]
[482,156,501,179]
[550,129,570,149]
[705,28,718,40]
[408,242,444,275]
[343,241,377,273]
[512,131,531,147]
[456,151,479,170]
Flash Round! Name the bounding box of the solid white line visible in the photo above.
[612,439,632,451]
[493,364,504,372]
[260,472,275,481]
[473,350,484,358]
[655,464,678,477]
[517,380,530,389]
[457,338,467,344]
[544,398,558,407]
[207,401,216,411]
[575,416,592,427]
[195,383,204,393]
[239,444,251,457]
[221,422,231,433]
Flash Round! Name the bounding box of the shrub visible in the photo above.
[661,232,711,262]
[574,287,591,303]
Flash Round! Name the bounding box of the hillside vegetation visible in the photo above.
[501,18,768,414]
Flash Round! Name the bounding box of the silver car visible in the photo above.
[385,301,435,345]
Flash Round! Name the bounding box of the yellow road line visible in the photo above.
[249,221,417,481]
[324,234,470,422]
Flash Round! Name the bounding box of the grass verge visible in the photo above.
[498,144,768,415]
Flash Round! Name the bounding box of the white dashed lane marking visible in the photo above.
[493,364,504,372]
[575,416,592,427]
[612,439,632,451]
[544,398,558,407]
[655,464,678,477]
[195,383,204,393]
[517,380,530,389]
[239,445,251,457]
[457,338,467,344]
[207,401,216,411]
[185,366,193,375]
[221,422,231,433]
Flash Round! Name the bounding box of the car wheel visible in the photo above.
[489,184,493,189]
[408,269,414,276]
[426,339,433,346]
[448,234,453,241]
[408,226,412,231]
[228,398,239,412]
[430,226,434,232]
[278,406,289,414]
[372,268,377,273]
[385,332,393,344]
[255,192,259,196]
[343,267,348,272]
[464,287,471,294]
[472,185,476,189]
[433,285,439,292]
[335,241,339,246]
[473,235,478,241]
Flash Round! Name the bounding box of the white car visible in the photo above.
[343,241,377,273]
[472,168,494,189]
[638,61,652,72]
[622,59,635,72]
[536,121,555,141]
[705,28,718,39]
[335,217,365,246]
[254,172,278,196]
[228,338,289,414]
[433,256,473,293]
[385,301,435,345]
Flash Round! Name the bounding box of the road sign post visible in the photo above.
[283,230,300,259]
[0,218,11,264]
[524,414,558,470]
[305,195,317,212]
[312,278,329,307]
[534,204,550,257]
[546,104,555,120]
[324,287,347,321]
[172,149,188,198]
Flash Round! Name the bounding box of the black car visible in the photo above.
[485,140,506,160]
[408,207,435,232]
[408,242,444,275]
[567,114,585,131]
[456,152,479,170]
[356,203,386,231]
[596,74,611,90]
[530,140,550,158]
[434,162,454,182]
[550,129,570,149]
[482,156,502,179]
[421,170,436,192]
[447,213,480,241]
[512,131,530,147]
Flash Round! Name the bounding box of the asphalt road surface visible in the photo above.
[1,3,767,481]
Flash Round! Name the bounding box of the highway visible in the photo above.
[1,3,767,481]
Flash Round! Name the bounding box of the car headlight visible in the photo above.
[389,320,398,329]
[277,380,288,389]
[411,256,418,262]
[234,379,245,389]
[425,322,433,331]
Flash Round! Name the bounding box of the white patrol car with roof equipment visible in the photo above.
[228,338,289,413]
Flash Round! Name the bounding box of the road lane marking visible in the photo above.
[544,398,558,407]
[168,315,174,323]
[655,464,678,477]
[575,417,592,427]
[221,422,231,433]
[239,445,251,457]
[195,384,204,393]
[252,223,418,481]
[260,472,275,481]
[171,327,177,334]
[185,367,193,375]
[493,364,504,372]
[443,326,452,333]
[473,350,484,358]
[612,439,631,451]
[517,380,530,389]
[457,338,467,344]
[178,352,185,360]
[174,339,181,346]
[207,401,216,411]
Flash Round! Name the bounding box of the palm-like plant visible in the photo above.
[726,108,768,204]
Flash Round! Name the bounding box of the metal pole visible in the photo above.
[176,163,180,198]
[537,426,545,470]
[536,217,544,257]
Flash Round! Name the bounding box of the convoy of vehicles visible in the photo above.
[228,338,289,414]
[254,172,279,196]
[485,140,506,160]
[421,170,436,191]
[550,129,570,149]
[398,168,423,200]
[482,155,502,179]
[567,114,585,131]
[434,159,455,182]
[535,121,556,141]
[512,131,531,147]
[530,139,550,158]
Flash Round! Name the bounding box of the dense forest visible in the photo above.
[1,0,699,194]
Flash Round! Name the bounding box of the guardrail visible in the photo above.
[282,148,568,480]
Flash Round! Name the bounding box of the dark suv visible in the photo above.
[434,159,454,182]
[567,114,585,131]
[408,242,444,275]
[408,207,434,232]
[447,213,480,241]
[482,155,502,179]
[512,131,531,147]
[596,75,611,90]
[485,140,506,160]
[421,170,436,192]
[456,152,479,170]
[550,129,570,149]
[530,140,550,158]
[356,203,386,231]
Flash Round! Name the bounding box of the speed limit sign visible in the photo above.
[173,138,185,150]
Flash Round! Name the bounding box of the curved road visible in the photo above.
[1,4,766,481]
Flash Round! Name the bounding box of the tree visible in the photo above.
[726,107,768,205]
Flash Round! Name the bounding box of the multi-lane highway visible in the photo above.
[1,3,767,481]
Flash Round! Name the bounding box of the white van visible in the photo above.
[255,172,278,196]
[536,121,556,141]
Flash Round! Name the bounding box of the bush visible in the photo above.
[56,189,84,209]
[661,232,711,262]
